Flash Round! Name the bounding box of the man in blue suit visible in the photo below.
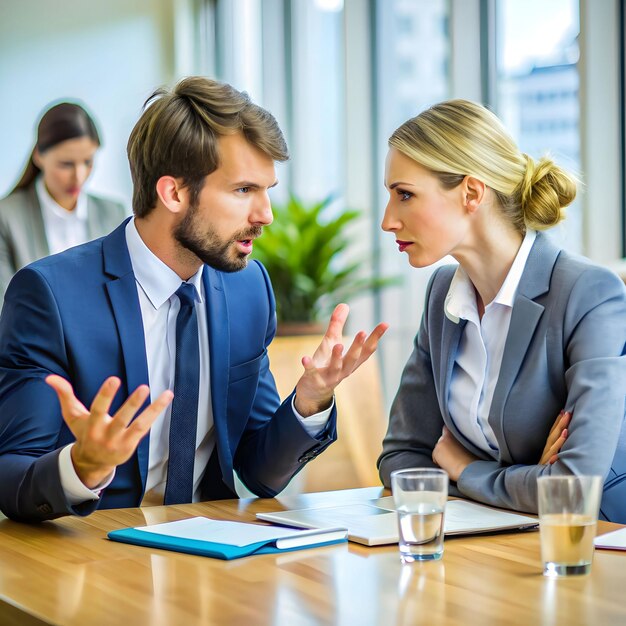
[0,77,387,522]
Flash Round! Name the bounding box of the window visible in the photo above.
[494,0,582,252]
[374,0,451,394]
[288,0,345,203]
[622,0,626,255]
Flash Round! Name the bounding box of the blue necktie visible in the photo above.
[164,282,200,504]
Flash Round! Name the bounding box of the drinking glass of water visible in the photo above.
[391,468,449,563]
[537,475,602,577]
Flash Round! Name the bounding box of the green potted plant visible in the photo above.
[252,193,399,335]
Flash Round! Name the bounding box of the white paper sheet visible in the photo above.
[594,526,626,550]
[133,516,344,548]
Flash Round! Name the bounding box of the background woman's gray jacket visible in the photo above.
[0,185,126,301]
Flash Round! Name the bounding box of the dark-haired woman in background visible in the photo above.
[0,102,126,301]
[378,99,626,522]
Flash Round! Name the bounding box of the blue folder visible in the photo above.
[108,523,347,560]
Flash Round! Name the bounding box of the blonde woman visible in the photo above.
[378,100,626,522]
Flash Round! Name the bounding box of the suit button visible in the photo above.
[37,503,52,514]
[298,450,318,463]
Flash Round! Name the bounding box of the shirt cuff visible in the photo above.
[58,444,115,505]
[291,395,334,437]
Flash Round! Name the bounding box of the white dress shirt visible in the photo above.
[445,230,537,457]
[59,218,330,505]
[36,176,89,254]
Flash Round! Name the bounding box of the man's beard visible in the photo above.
[174,203,262,273]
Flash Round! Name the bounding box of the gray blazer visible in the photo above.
[0,186,126,301]
[378,232,626,522]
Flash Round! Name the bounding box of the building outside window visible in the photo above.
[494,0,581,252]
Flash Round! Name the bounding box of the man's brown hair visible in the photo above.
[127,77,289,217]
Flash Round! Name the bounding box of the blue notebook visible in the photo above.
[108,516,347,560]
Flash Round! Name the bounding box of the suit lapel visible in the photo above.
[203,267,234,489]
[489,233,561,461]
[102,220,151,488]
[26,186,50,259]
[440,316,466,426]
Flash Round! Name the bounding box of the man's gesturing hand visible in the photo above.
[293,304,388,416]
[46,375,173,489]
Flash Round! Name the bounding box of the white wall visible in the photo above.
[0,0,177,209]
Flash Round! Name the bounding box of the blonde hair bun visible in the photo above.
[518,154,577,230]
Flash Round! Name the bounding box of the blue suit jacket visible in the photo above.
[0,220,336,521]
[378,232,626,522]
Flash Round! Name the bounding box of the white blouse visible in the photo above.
[36,176,88,254]
[445,230,537,457]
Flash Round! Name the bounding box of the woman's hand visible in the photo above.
[432,426,479,482]
[539,410,571,465]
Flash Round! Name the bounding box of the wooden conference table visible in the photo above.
[0,487,625,626]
